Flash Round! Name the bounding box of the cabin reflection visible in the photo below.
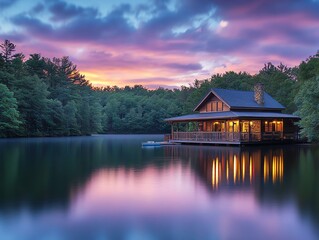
[165,146,284,191]
[209,149,283,189]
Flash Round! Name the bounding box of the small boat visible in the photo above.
[142,141,175,147]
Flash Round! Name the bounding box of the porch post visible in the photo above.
[248,120,251,142]
[239,120,242,141]
[171,122,174,140]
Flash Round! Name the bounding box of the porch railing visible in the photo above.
[171,131,298,143]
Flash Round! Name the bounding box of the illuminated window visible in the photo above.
[276,121,283,131]
[242,121,249,132]
[265,120,283,132]
[213,122,221,131]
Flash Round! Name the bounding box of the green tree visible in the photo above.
[25,54,47,79]
[13,76,52,136]
[295,76,319,141]
[63,101,79,135]
[255,63,297,113]
[0,83,21,137]
[298,52,319,83]
[0,39,16,63]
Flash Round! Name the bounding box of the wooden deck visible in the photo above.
[169,131,299,145]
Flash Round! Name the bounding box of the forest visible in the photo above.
[0,40,318,141]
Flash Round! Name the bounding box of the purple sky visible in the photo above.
[0,0,318,88]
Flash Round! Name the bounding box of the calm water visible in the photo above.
[0,135,318,240]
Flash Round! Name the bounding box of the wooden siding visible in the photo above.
[199,101,230,113]
[199,95,230,113]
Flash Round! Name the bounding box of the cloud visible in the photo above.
[213,0,319,18]
[2,0,319,88]
[11,14,53,36]
[31,3,45,14]
[164,63,202,71]
[48,0,98,22]
[0,0,19,9]
[0,32,25,43]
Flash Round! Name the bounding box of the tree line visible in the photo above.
[0,40,318,140]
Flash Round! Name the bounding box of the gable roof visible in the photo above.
[193,88,285,111]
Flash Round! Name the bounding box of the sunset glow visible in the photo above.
[1,0,318,88]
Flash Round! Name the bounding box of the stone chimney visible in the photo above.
[254,83,264,105]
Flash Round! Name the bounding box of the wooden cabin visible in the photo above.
[165,84,300,145]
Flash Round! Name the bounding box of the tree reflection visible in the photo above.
[0,136,166,211]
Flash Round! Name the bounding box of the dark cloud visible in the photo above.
[12,14,53,36]
[31,3,45,14]
[10,2,134,43]
[54,5,134,42]
[141,0,216,36]
[213,0,319,19]
[48,0,98,21]
[0,0,19,9]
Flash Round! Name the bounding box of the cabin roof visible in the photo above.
[165,111,300,122]
[193,88,285,111]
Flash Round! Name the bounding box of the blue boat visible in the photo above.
[142,141,175,147]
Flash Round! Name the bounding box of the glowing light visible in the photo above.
[271,156,284,183]
[219,20,229,28]
[234,155,237,183]
[226,160,229,183]
[242,155,245,182]
[264,156,269,182]
[212,158,220,189]
[249,156,253,183]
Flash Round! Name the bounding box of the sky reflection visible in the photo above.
[70,164,208,217]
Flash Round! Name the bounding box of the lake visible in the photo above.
[0,135,318,240]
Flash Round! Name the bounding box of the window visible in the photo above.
[265,121,283,132]
[213,122,221,131]
[217,101,223,111]
[242,121,249,132]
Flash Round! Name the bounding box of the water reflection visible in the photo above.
[0,136,318,239]
[205,148,284,188]
[165,146,287,191]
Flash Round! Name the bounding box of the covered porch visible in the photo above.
[168,119,299,145]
